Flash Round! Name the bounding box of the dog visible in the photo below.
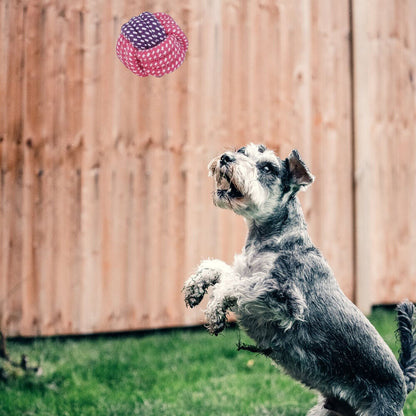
[183,144,416,416]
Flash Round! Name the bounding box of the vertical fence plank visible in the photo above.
[21,0,42,335]
[2,0,26,336]
[0,0,7,332]
[308,0,354,299]
[0,0,10,333]
[36,0,59,335]
[80,0,102,334]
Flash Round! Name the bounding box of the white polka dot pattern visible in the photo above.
[121,12,166,50]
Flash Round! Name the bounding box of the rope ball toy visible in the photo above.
[116,12,188,78]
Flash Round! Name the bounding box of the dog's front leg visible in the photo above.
[203,270,240,335]
[263,283,307,330]
[183,259,233,308]
[236,277,307,331]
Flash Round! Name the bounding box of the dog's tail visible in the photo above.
[397,300,416,394]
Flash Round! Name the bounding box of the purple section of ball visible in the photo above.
[121,12,167,50]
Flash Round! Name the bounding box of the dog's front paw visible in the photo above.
[208,320,226,336]
[205,308,227,336]
[183,261,226,308]
[183,277,207,308]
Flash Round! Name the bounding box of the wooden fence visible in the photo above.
[0,0,415,336]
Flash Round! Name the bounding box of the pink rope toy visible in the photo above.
[116,12,188,77]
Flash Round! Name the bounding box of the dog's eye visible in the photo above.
[237,147,246,155]
[259,162,275,174]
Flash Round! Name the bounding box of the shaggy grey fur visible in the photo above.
[183,144,416,416]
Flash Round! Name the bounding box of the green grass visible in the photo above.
[0,308,415,415]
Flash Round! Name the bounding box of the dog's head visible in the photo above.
[208,143,314,219]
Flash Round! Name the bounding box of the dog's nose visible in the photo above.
[220,153,235,166]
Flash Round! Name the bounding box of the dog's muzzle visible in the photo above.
[216,173,243,199]
[209,155,244,200]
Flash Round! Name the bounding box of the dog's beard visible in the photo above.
[212,166,246,210]
[208,157,245,209]
[216,168,244,197]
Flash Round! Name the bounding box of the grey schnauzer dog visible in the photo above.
[183,144,416,416]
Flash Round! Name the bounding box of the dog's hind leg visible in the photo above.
[364,404,403,416]
[307,399,337,416]
[307,396,357,416]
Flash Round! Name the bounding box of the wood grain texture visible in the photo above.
[353,0,416,312]
[0,0,381,336]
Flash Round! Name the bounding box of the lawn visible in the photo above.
[0,308,415,416]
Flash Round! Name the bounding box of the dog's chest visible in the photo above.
[232,246,277,279]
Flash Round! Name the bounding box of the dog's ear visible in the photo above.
[286,150,314,188]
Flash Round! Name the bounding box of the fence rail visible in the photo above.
[0,0,415,336]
